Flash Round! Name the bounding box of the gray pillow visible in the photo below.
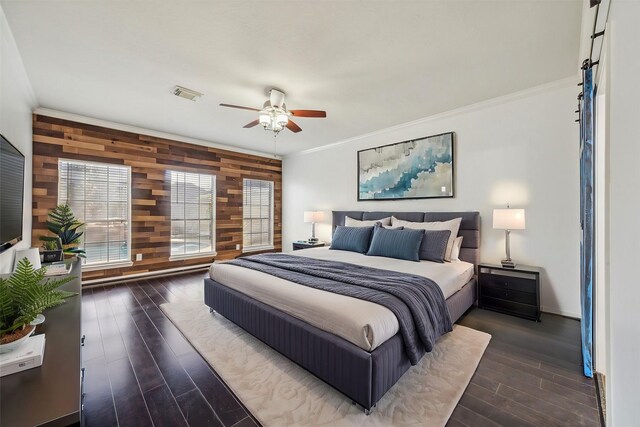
[366,227,425,262]
[419,230,452,263]
[345,216,391,227]
[330,226,374,254]
[379,224,404,230]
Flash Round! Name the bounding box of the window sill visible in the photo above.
[82,261,134,272]
[169,252,218,262]
[242,245,275,254]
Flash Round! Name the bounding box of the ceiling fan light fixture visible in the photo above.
[259,114,271,127]
[220,88,326,135]
[276,113,289,126]
[269,89,286,108]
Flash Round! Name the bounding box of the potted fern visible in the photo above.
[0,258,76,353]
[39,204,86,259]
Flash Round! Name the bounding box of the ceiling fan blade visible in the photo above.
[289,110,327,118]
[220,103,261,112]
[286,120,302,133]
[243,119,260,128]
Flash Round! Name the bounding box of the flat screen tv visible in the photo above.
[0,134,25,254]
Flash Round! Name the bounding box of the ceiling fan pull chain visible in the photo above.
[273,132,278,157]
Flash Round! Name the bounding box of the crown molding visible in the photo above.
[33,107,281,160]
[286,76,578,159]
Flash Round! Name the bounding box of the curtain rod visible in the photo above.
[588,3,601,66]
[576,1,605,124]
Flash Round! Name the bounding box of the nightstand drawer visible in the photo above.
[293,241,326,251]
[482,274,537,294]
[478,263,541,321]
[481,296,539,319]
[481,286,537,306]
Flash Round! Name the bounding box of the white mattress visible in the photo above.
[209,247,474,352]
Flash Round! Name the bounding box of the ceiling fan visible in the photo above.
[220,89,326,134]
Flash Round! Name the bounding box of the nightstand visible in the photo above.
[478,263,541,321]
[292,241,326,251]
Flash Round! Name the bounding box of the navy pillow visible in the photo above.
[366,227,425,262]
[419,230,452,263]
[371,223,403,241]
[330,226,374,254]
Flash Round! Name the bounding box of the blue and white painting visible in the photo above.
[358,132,454,200]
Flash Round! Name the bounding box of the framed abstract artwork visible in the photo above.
[357,132,454,201]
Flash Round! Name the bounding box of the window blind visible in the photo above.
[242,178,274,251]
[58,159,131,266]
[170,171,216,257]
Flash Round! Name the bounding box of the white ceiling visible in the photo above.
[1,0,582,156]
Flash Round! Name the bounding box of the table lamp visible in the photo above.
[493,206,526,268]
[303,211,324,243]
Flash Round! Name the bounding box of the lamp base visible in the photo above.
[501,259,516,268]
[308,237,319,243]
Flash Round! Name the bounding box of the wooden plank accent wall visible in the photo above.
[32,114,282,282]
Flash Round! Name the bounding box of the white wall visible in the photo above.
[605,1,640,425]
[283,79,580,317]
[0,5,38,273]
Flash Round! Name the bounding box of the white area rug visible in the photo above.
[161,301,490,427]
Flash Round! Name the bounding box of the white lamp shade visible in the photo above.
[493,208,526,230]
[303,211,324,223]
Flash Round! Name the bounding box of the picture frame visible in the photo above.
[357,132,455,201]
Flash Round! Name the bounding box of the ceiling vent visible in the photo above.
[173,85,202,101]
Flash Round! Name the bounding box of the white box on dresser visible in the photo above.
[0,334,46,377]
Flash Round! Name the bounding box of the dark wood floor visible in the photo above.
[82,272,600,427]
[452,308,600,427]
[82,272,258,427]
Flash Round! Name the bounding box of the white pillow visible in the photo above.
[391,216,462,262]
[450,236,464,261]
[345,216,391,227]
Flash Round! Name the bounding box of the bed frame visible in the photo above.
[204,211,480,412]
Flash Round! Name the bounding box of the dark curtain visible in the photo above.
[579,66,595,378]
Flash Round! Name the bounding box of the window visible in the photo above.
[58,159,131,267]
[243,178,274,252]
[170,171,216,258]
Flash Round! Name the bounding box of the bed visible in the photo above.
[204,211,480,413]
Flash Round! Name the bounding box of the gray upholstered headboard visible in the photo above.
[332,211,480,267]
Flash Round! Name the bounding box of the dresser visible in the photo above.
[0,259,83,427]
[478,263,541,321]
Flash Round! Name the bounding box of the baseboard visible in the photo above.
[594,371,606,426]
[541,306,581,320]
[82,263,210,288]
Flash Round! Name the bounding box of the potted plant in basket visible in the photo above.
[39,204,86,259]
[0,258,76,353]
